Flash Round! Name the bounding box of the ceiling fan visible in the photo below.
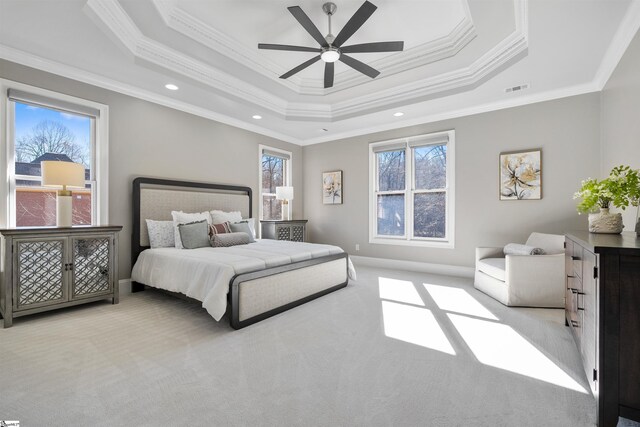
[258,1,404,88]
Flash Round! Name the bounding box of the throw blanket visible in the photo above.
[504,243,546,256]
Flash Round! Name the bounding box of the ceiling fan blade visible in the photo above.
[339,54,380,79]
[332,1,377,47]
[258,44,321,53]
[288,6,329,48]
[324,62,334,88]
[340,41,404,53]
[280,55,321,79]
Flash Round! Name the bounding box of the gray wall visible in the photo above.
[0,60,303,279]
[601,30,640,230]
[303,94,601,268]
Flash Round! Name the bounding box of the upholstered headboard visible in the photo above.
[131,177,252,267]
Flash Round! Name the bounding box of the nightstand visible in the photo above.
[260,220,308,242]
[0,225,122,328]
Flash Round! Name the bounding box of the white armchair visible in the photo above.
[474,232,565,307]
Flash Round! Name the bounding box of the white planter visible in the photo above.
[588,208,623,234]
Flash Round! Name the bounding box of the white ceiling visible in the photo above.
[0,0,638,145]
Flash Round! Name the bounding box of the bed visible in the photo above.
[130,177,354,329]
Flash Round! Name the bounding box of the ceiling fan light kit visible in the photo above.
[258,1,404,89]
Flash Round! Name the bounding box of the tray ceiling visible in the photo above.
[0,0,637,144]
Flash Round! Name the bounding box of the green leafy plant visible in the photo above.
[574,165,640,214]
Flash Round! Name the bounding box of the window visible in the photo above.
[1,80,109,228]
[369,130,455,248]
[259,145,291,221]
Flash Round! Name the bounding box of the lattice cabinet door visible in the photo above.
[291,225,305,242]
[275,225,292,241]
[71,235,113,299]
[14,237,67,310]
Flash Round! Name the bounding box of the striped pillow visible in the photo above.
[211,232,251,247]
[209,221,232,236]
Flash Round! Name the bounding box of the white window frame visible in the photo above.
[0,79,109,228]
[258,144,292,223]
[369,130,455,249]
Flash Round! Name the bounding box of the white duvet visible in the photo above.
[131,239,356,321]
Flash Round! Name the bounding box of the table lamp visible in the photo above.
[275,186,294,221]
[41,160,86,227]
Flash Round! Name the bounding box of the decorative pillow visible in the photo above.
[178,220,211,249]
[210,210,243,225]
[171,211,212,249]
[145,219,175,248]
[211,232,251,247]
[230,221,256,242]
[210,221,232,235]
[504,243,546,256]
[239,218,257,238]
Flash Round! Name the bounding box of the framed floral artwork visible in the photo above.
[499,149,542,200]
[323,170,343,204]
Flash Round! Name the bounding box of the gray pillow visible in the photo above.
[178,220,211,249]
[230,221,256,242]
[211,232,251,247]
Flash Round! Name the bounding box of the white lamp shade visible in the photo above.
[276,186,294,201]
[41,161,85,188]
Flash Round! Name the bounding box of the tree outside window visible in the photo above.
[371,131,454,247]
[13,102,93,227]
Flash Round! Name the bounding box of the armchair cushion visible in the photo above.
[477,258,506,282]
[525,232,564,255]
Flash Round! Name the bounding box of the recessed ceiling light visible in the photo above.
[165,84,179,91]
[252,115,262,120]
[393,112,404,117]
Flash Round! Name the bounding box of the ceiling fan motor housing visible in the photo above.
[322,3,337,16]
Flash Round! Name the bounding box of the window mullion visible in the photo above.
[406,145,412,240]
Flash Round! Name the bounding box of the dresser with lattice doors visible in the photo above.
[260,220,307,242]
[0,226,122,328]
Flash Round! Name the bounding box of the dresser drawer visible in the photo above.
[572,243,583,279]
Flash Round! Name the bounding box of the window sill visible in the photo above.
[369,236,454,249]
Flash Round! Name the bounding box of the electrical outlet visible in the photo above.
[355,244,360,251]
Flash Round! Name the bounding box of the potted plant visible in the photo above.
[574,165,640,234]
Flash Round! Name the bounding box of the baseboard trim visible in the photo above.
[349,255,474,278]
[119,279,132,295]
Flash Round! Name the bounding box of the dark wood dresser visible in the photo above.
[565,231,640,426]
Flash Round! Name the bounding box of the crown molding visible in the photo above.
[86,0,287,115]
[151,0,304,92]
[300,15,477,95]
[153,0,478,96]
[0,44,301,145]
[593,0,640,90]
[86,0,529,121]
[300,82,600,146]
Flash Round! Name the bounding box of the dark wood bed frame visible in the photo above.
[131,177,349,329]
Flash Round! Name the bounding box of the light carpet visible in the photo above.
[0,265,634,426]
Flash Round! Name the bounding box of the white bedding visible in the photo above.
[131,239,356,321]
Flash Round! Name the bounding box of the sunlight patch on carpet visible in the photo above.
[378,277,424,306]
[382,300,455,355]
[424,284,498,320]
[448,313,587,393]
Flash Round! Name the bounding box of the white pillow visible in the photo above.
[146,219,175,248]
[210,210,243,225]
[171,211,212,249]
